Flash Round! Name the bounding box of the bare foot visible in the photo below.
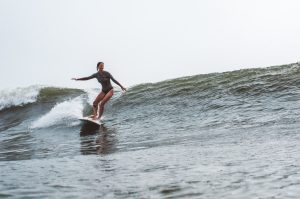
[87,115,98,120]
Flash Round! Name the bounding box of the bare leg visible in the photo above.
[92,92,105,120]
[98,89,114,119]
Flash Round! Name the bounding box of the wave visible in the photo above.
[3,62,297,113]
[1,62,299,130]
[112,62,300,108]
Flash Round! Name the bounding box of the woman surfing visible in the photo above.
[72,62,126,120]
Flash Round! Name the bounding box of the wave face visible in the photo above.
[124,63,299,102]
[111,63,299,126]
[0,63,300,198]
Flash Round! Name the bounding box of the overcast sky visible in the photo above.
[1,0,300,89]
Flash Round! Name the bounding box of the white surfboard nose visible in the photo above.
[79,117,102,126]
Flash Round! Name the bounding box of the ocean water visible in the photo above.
[0,63,300,198]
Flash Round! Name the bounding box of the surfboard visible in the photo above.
[79,116,102,126]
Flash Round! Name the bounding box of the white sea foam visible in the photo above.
[30,96,84,129]
[0,85,44,111]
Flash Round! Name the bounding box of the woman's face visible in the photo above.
[99,63,104,71]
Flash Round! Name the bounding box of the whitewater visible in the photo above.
[0,63,299,198]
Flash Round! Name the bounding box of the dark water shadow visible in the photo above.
[80,123,118,155]
[79,122,100,136]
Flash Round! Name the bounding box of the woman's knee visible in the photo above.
[93,101,99,108]
[99,102,106,108]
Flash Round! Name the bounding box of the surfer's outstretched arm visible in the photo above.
[72,74,95,81]
[73,77,93,81]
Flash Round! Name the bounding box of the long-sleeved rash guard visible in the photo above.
[87,71,122,93]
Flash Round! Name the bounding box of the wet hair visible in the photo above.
[96,62,104,71]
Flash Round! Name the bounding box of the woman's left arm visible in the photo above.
[110,74,126,91]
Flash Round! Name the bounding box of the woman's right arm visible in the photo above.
[72,74,95,81]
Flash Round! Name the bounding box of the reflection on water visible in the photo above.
[80,123,117,155]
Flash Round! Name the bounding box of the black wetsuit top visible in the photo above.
[88,71,121,93]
